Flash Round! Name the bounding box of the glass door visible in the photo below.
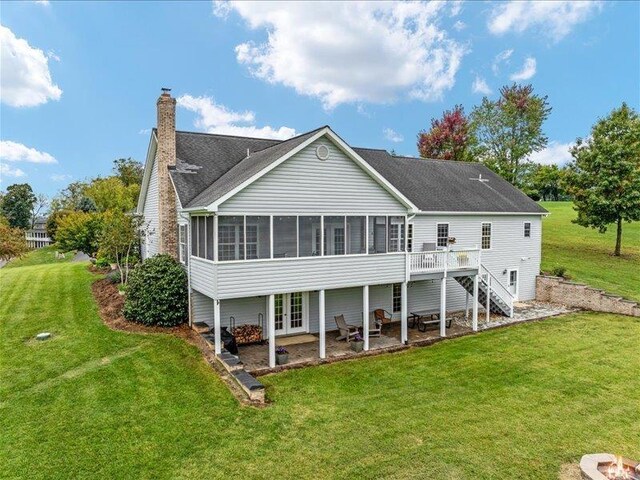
[273,292,308,335]
[508,270,518,299]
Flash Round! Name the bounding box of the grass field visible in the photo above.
[541,201,640,302]
[1,259,638,479]
[3,245,74,270]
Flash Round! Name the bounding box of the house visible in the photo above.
[137,90,547,368]
[25,217,52,249]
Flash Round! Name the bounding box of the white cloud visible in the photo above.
[0,140,57,164]
[472,76,492,95]
[529,141,574,165]
[383,128,404,143]
[510,57,537,81]
[0,25,62,107]
[138,128,151,135]
[492,49,513,75]
[488,1,603,42]
[0,163,26,178]
[217,1,466,109]
[50,173,72,182]
[35,0,50,5]
[177,94,296,140]
[453,20,466,31]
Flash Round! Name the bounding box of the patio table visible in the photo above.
[409,310,452,332]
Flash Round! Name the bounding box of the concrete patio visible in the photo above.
[238,301,575,374]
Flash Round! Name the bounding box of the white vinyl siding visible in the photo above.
[411,215,541,301]
[219,139,406,214]
[142,156,159,259]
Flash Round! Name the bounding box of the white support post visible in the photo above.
[319,289,326,359]
[401,281,408,344]
[440,277,447,337]
[269,216,274,259]
[362,285,369,351]
[465,290,470,320]
[485,275,491,323]
[320,216,324,256]
[213,215,218,262]
[213,299,221,355]
[472,275,479,332]
[268,294,276,368]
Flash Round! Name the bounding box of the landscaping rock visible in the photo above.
[36,332,52,341]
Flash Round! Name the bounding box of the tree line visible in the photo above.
[415,84,640,256]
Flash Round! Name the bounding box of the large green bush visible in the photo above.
[123,254,188,327]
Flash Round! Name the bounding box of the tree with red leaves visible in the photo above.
[417,105,475,161]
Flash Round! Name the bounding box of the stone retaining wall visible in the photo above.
[536,276,640,317]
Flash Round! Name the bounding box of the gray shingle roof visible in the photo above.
[183,127,325,208]
[354,148,547,214]
[166,126,546,214]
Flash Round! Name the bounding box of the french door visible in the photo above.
[274,292,308,335]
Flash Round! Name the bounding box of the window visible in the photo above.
[273,216,297,258]
[218,216,244,261]
[324,216,345,255]
[191,218,198,257]
[206,217,214,260]
[388,217,405,252]
[246,216,270,259]
[368,216,387,253]
[191,216,214,260]
[392,283,402,313]
[524,222,531,238]
[436,223,449,248]
[407,223,413,252]
[178,225,187,264]
[481,222,492,250]
[346,216,366,254]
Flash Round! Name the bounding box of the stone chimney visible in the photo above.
[156,88,178,259]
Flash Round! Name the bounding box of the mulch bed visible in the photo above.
[91,278,193,340]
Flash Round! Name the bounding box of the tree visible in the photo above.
[0,183,36,229]
[113,158,143,187]
[55,211,104,255]
[471,84,551,186]
[49,180,93,212]
[46,209,72,241]
[30,193,48,229]
[0,216,29,261]
[564,103,640,256]
[98,210,140,284]
[83,177,138,213]
[417,105,475,161]
[525,164,567,201]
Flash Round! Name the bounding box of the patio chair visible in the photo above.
[334,314,359,342]
[368,313,382,338]
[373,309,393,329]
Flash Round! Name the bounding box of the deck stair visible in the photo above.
[455,265,514,317]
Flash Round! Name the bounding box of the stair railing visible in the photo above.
[479,264,515,317]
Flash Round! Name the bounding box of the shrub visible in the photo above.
[123,254,188,327]
[105,269,122,284]
[551,265,567,278]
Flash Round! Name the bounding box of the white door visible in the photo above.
[274,292,308,335]
[508,269,518,300]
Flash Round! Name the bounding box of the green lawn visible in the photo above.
[3,245,74,269]
[1,259,638,479]
[541,201,640,302]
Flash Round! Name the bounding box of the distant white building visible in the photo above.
[26,217,52,249]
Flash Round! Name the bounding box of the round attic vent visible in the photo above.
[316,144,330,161]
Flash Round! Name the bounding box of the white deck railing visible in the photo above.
[408,248,480,275]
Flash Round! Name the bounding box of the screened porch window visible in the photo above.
[218,216,244,261]
[191,216,214,260]
[273,216,297,258]
[246,216,270,260]
[346,216,366,254]
[324,216,345,255]
[298,216,321,257]
[368,216,387,253]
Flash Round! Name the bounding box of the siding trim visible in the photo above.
[136,131,158,215]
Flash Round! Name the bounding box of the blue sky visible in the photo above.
[1,0,638,198]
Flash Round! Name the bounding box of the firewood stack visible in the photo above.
[231,324,263,345]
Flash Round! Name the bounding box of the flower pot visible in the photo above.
[350,341,364,353]
[276,353,289,365]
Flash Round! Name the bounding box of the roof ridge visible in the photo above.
[175,130,284,142]
[354,147,483,165]
[247,125,328,155]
